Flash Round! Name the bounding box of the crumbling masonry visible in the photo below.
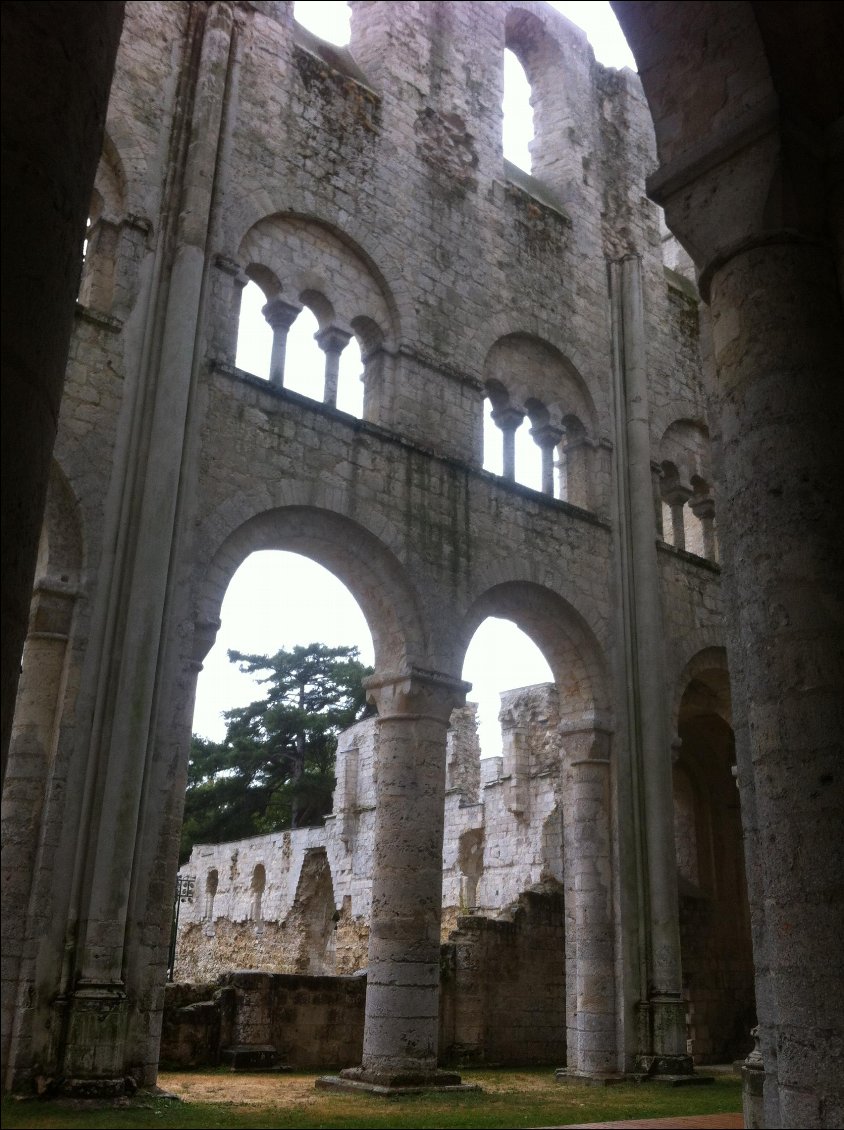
[1,2,841,1126]
[176,686,754,1067]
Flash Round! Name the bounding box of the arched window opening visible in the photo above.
[186,550,374,857]
[285,305,332,403]
[689,475,718,561]
[336,333,364,417]
[249,863,266,923]
[81,214,93,264]
[483,397,503,476]
[514,418,543,492]
[658,420,714,557]
[78,194,118,310]
[461,617,552,760]
[685,498,706,558]
[203,868,218,921]
[503,48,534,173]
[288,847,338,974]
[483,397,546,493]
[660,460,689,550]
[235,279,273,380]
[79,140,127,310]
[294,1,351,46]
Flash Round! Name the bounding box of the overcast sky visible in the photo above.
[192,2,633,755]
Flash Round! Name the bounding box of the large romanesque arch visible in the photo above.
[194,504,429,678]
[3,5,839,1121]
[455,579,615,1078]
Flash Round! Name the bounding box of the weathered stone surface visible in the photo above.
[7,2,838,1117]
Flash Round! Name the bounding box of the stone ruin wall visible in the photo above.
[175,688,568,980]
[2,0,749,1091]
[176,678,753,1067]
[164,879,569,1070]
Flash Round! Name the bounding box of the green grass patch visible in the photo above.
[2,1067,742,1129]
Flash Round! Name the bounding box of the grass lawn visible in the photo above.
[2,1067,743,1129]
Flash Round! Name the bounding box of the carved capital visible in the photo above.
[557,715,613,763]
[689,494,715,521]
[262,297,300,332]
[364,667,471,724]
[192,617,222,668]
[661,482,693,508]
[530,423,564,450]
[491,406,525,434]
[315,325,353,357]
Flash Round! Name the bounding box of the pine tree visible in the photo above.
[180,643,372,861]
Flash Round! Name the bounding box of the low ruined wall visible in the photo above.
[441,885,567,1066]
[162,971,367,1071]
[159,982,236,1068]
[163,889,568,1071]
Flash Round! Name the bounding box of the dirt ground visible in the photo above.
[157,1068,551,1107]
[160,1072,319,1107]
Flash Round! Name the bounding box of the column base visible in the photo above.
[555,1064,711,1087]
[633,1054,712,1085]
[316,1066,480,1095]
[555,1068,629,1087]
[58,982,130,1090]
[53,1075,138,1098]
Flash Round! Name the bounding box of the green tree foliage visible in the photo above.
[180,643,372,862]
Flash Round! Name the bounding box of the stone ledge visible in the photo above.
[316,1071,480,1096]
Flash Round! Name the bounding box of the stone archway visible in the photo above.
[456,580,615,1078]
[195,504,429,679]
[195,504,466,1088]
[286,848,338,976]
[672,654,754,1065]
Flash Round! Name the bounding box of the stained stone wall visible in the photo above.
[175,680,750,1065]
[174,691,571,981]
[3,0,739,1092]
[164,882,568,1071]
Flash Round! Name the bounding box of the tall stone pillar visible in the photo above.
[491,407,525,481]
[558,721,617,1079]
[262,297,300,389]
[705,240,844,1125]
[55,2,236,1093]
[636,43,844,1103]
[1,578,78,1076]
[338,668,470,1089]
[610,254,690,1073]
[316,326,352,408]
[1,2,124,780]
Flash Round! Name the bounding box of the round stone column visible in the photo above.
[661,483,692,551]
[491,406,525,481]
[688,494,717,561]
[316,326,352,408]
[708,239,844,1125]
[341,667,469,1088]
[558,721,617,1079]
[262,297,300,388]
[530,423,564,497]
